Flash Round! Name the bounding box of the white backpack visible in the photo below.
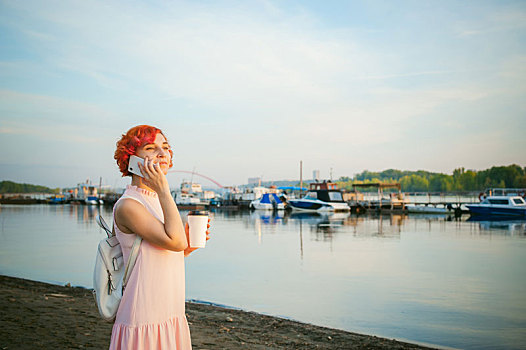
[93,214,142,322]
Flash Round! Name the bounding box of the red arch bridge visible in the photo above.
[168,170,224,188]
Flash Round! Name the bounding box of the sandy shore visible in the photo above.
[0,275,436,349]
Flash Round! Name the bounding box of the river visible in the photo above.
[0,204,525,349]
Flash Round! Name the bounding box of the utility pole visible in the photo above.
[300,161,303,196]
[190,166,196,184]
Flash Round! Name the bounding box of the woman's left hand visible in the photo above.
[184,218,211,257]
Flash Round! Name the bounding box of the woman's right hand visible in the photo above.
[138,157,170,195]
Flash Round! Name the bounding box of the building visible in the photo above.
[248,177,261,186]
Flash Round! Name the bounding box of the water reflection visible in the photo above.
[467,215,526,235]
[241,210,526,247]
[36,204,526,240]
[67,204,100,225]
[48,204,115,227]
[247,211,410,239]
[0,204,118,234]
[249,210,285,225]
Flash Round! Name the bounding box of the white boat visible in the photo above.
[66,181,102,204]
[250,193,285,210]
[288,181,350,212]
[466,195,526,217]
[232,186,271,201]
[406,204,452,214]
[175,193,201,205]
[175,180,216,205]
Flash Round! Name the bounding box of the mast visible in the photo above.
[300,160,303,196]
[190,166,196,184]
[98,176,102,200]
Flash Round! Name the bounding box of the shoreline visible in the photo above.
[0,275,438,349]
[185,299,447,350]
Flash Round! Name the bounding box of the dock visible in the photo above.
[345,184,477,215]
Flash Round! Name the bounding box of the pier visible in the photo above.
[344,184,479,215]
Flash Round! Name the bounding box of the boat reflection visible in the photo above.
[249,210,285,225]
[289,212,346,235]
[61,204,114,227]
[467,215,526,235]
[69,204,98,224]
[244,211,448,239]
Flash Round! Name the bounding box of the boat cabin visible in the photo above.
[181,181,203,193]
[481,196,526,206]
[304,181,345,203]
[64,181,99,201]
[309,181,339,191]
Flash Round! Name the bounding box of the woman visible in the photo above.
[110,125,209,349]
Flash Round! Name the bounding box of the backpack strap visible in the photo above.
[115,195,145,290]
[122,234,142,290]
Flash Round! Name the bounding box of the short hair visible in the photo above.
[114,125,173,177]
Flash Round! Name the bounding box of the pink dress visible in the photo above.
[109,185,192,350]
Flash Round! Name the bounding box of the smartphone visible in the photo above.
[128,155,145,177]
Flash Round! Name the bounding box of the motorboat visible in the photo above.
[249,193,285,210]
[287,181,350,212]
[65,181,102,204]
[175,193,201,205]
[209,197,222,207]
[85,195,103,205]
[466,196,526,217]
[174,180,216,206]
[180,181,216,203]
[406,204,453,214]
[47,194,66,204]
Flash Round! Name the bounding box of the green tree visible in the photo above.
[400,175,429,191]
[0,181,58,194]
[429,174,453,192]
[336,164,524,193]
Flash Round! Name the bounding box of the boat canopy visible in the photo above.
[259,193,283,204]
[278,186,307,191]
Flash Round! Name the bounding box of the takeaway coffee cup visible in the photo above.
[187,211,209,248]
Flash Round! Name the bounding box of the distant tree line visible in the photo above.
[0,181,59,194]
[337,164,526,193]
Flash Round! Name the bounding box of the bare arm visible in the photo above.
[115,198,187,251]
[114,157,188,252]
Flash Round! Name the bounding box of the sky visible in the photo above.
[0,0,525,190]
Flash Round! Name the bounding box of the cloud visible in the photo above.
[0,0,525,186]
[455,4,526,38]
[3,1,369,105]
[352,70,462,81]
[0,89,119,129]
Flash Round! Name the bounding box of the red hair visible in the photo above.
[115,125,173,177]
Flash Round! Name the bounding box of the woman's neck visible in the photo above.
[131,175,155,193]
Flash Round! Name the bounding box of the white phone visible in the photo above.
[128,155,145,177]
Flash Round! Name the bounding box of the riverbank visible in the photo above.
[0,275,437,349]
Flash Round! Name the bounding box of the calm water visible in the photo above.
[1,204,525,350]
